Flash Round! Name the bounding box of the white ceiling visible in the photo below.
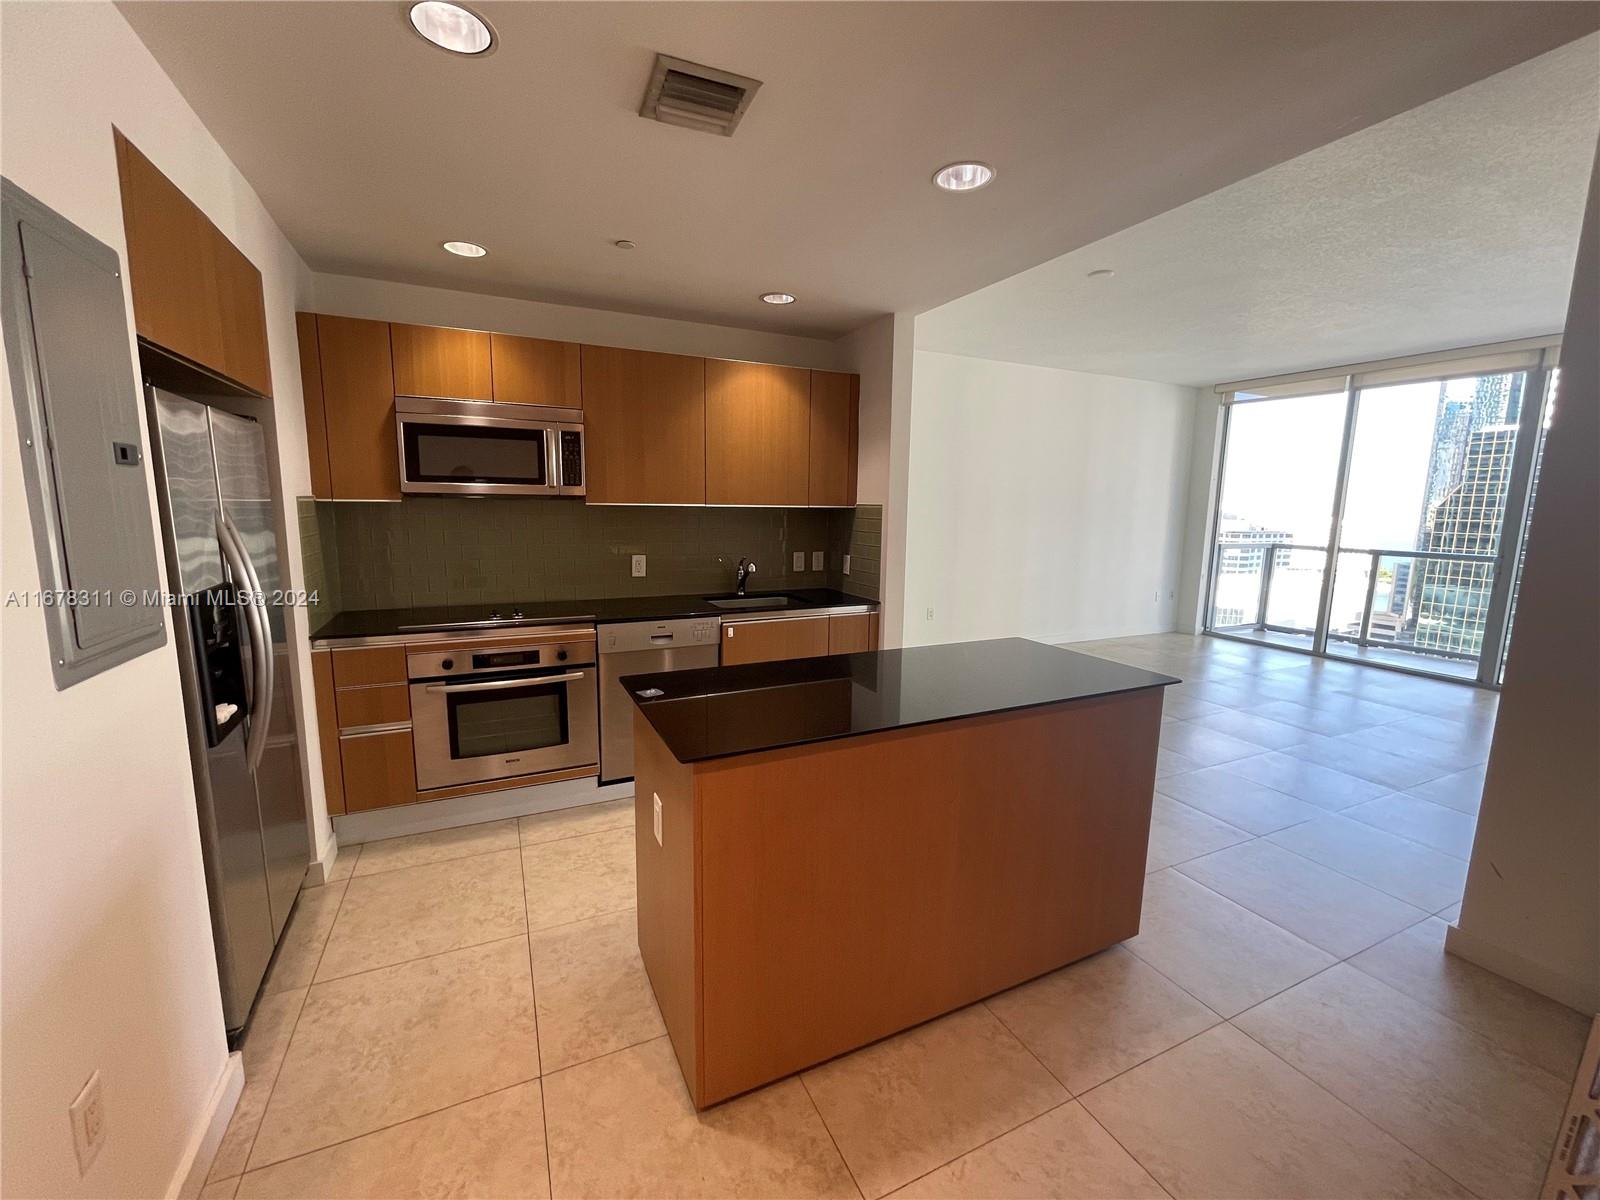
[917,35,1600,386]
[118,2,1598,340]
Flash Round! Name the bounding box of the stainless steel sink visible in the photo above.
[705,595,795,610]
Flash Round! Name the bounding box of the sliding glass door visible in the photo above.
[1204,346,1556,686]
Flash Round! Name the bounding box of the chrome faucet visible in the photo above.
[735,557,757,596]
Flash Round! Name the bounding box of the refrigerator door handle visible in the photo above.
[217,514,272,770]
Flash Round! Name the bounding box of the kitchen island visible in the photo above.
[624,638,1178,1108]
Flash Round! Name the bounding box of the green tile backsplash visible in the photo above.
[305,497,880,613]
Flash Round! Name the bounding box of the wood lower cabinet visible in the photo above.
[492,333,581,407]
[721,615,832,666]
[314,315,399,500]
[706,360,811,506]
[310,650,346,816]
[827,612,879,655]
[581,345,706,504]
[339,728,418,813]
[809,371,859,507]
[115,131,271,396]
[391,322,492,400]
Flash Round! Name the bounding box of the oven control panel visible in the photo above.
[407,634,597,681]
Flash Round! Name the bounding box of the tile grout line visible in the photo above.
[346,811,632,881]
[235,1075,544,1183]
[234,875,355,1177]
[1249,824,1464,912]
[795,1073,867,1200]
[1221,1009,1486,1198]
[511,826,555,1200]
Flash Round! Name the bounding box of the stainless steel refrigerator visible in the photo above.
[146,388,307,1035]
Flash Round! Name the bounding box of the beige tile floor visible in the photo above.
[204,637,1590,1199]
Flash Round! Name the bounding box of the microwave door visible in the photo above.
[398,414,557,496]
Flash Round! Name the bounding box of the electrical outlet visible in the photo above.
[69,1070,106,1175]
[652,793,663,846]
[925,606,935,621]
[811,550,823,571]
[843,554,851,575]
[793,551,805,572]
[631,555,646,578]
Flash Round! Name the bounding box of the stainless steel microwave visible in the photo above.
[396,396,585,497]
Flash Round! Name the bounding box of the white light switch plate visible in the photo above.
[652,793,663,846]
[793,551,805,572]
[843,554,851,575]
[811,550,824,571]
[631,555,646,578]
[69,1070,106,1175]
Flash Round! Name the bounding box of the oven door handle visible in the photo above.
[424,671,586,693]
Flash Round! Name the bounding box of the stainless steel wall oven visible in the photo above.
[408,627,598,789]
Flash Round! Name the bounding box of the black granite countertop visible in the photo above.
[309,588,877,641]
[622,638,1179,764]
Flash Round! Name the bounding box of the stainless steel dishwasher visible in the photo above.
[598,617,720,783]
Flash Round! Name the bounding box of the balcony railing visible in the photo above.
[1209,541,1499,664]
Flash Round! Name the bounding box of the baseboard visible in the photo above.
[304,830,340,887]
[333,775,635,845]
[169,1050,244,1199]
[1444,921,1599,1015]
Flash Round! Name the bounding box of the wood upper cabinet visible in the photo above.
[808,371,859,507]
[315,315,399,500]
[296,313,333,498]
[721,615,831,666]
[706,360,811,506]
[492,333,581,407]
[390,322,492,400]
[580,345,706,504]
[114,131,272,396]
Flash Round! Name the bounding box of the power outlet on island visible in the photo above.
[69,1070,106,1176]
[652,793,663,846]
[631,555,646,578]
[793,551,805,572]
[811,550,824,571]
[843,554,851,575]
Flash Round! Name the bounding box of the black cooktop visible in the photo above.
[621,638,1179,764]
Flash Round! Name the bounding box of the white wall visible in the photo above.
[835,314,915,644]
[1446,143,1599,1014]
[903,351,1196,647]
[0,4,316,1196]
[1173,392,1226,633]
[312,273,845,371]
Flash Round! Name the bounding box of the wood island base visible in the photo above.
[632,688,1163,1108]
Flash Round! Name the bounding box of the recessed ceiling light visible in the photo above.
[932,161,995,192]
[1087,268,1115,279]
[613,239,637,250]
[442,240,487,257]
[760,292,796,305]
[407,1,495,55]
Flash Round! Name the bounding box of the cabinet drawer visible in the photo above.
[339,727,417,812]
[827,612,878,655]
[334,683,410,730]
[721,615,831,666]
[331,645,408,688]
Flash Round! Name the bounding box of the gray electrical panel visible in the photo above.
[2,176,166,687]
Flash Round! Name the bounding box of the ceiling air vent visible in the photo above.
[640,54,762,137]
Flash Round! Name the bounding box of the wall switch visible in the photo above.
[631,555,646,578]
[652,793,663,846]
[811,550,824,571]
[843,554,851,575]
[69,1070,106,1175]
[793,551,805,572]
